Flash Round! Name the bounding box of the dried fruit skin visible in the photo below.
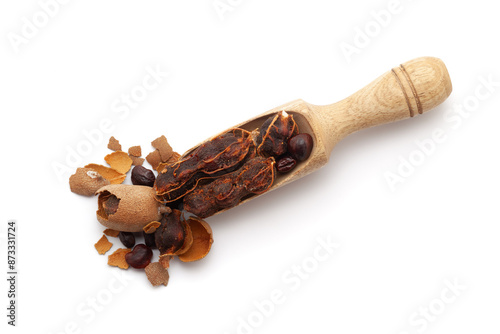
[146,150,163,170]
[256,111,299,157]
[151,135,173,161]
[131,165,156,187]
[125,244,153,269]
[130,156,145,166]
[108,248,131,269]
[109,174,127,184]
[95,235,113,255]
[84,164,125,184]
[96,185,164,232]
[178,217,214,262]
[108,136,122,151]
[143,221,161,234]
[145,262,170,286]
[288,133,313,162]
[103,229,120,237]
[69,168,110,196]
[104,151,133,174]
[128,145,142,157]
[183,156,275,218]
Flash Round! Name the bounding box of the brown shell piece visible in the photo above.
[143,221,161,234]
[95,235,113,255]
[95,185,164,232]
[155,210,193,256]
[103,228,120,237]
[69,168,110,196]
[256,111,299,157]
[104,151,133,174]
[145,262,170,286]
[108,248,131,269]
[151,135,173,162]
[108,136,122,151]
[178,217,213,262]
[84,164,125,184]
[130,156,145,166]
[128,145,142,157]
[176,221,193,255]
[109,174,127,184]
[146,149,162,170]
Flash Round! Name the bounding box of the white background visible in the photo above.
[1,0,499,333]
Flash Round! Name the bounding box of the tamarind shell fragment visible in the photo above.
[178,217,214,262]
[95,185,168,232]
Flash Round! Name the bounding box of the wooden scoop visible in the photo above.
[183,57,452,209]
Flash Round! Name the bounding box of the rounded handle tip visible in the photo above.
[312,56,453,154]
[393,57,452,117]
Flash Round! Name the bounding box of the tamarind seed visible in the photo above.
[143,231,157,249]
[287,133,313,162]
[276,155,297,173]
[119,232,135,248]
[125,244,153,269]
[131,165,156,187]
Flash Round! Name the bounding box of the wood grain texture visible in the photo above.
[183,57,453,211]
[311,57,452,155]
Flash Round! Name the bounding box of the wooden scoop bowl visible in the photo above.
[182,57,452,210]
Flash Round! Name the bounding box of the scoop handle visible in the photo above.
[314,57,452,154]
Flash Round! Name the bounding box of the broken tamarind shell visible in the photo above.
[95,184,171,232]
[178,217,213,262]
[145,262,170,286]
[104,151,133,174]
[143,221,161,234]
[69,168,110,196]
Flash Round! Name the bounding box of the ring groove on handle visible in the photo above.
[391,68,414,117]
[400,64,423,115]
